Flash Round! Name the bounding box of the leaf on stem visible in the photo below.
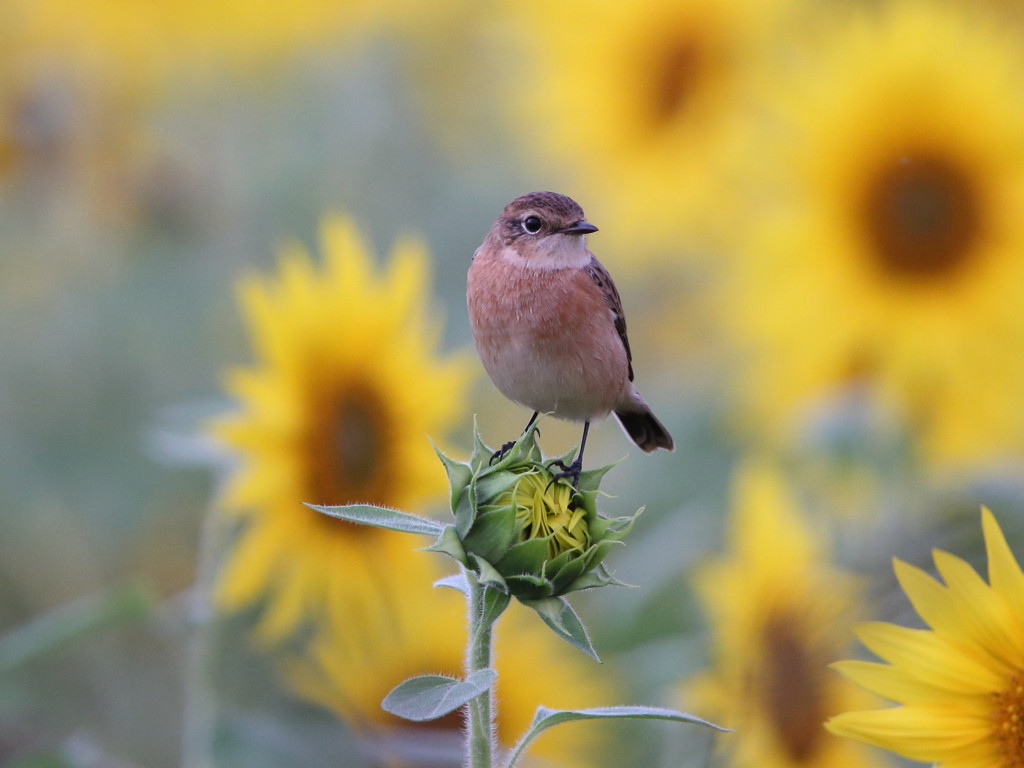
[504,706,729,768]
[305,503,445,537]
[382,669,498,722]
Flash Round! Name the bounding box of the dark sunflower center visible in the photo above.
[646,32,706,130]
[306,384,391,507]
[861,152,982,280]
[759,613,827,763]
[992,670,1024,767]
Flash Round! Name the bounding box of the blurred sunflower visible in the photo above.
[8,0,461,91]
[501,0,796,258]
[290,558,609,768]
[827,508,1024,768]
[211,215,474,641]
[683,463,890,768]
[725,1,1024,471]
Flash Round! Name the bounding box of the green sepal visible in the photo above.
[576,538,624,576]
[543,547,576,576]
[469,555,509,593]
[469,415,495,472]
[504,705,728,767]
[455,474,477,539]
[546,549,588,592]
[496,537,549,577]
[381,669,497,722]
[590,507,643,541]
[473,470,522,513]
[565,563,630,593]
[462,505,517,564]
[504,573,554,601]
[421,525,469,566]
[574,457,623,494]
[481,584,511,625]
[521,596,599,661]
[432,440,474,521]
[433,573,470,596]
[305,503,445,537]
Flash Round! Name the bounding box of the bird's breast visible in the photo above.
[467,256,629,420]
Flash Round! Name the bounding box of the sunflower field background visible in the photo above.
[3,0,1024,766]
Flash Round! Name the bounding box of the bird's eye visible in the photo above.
[522,215,542,234]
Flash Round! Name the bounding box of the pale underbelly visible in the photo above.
[477,331,627,422]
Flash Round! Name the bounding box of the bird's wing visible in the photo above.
[586,256,634,381]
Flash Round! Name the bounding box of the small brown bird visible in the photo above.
[467,191,673,485]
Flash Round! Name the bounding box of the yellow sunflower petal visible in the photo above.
[982,507,1024,627]
[855,621,1004,692]
[826,705,990,761]
[931,549,1024,670]
[832,659,990,703]
[829,509,1024,767]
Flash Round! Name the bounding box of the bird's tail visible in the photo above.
[614,407,674,453]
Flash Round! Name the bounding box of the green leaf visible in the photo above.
[381,669,497,722]
[481,585,511,625]
[433,573,470,596]
[521,597,599,662]
[305,503,444,536]
[496,537,548,576]
[462,505,517,564]
[565,563,629,593]
[472,469,521,512]
[0,583,154,675]
[422,525,469,566]
[470,414,494,471]
[575,457,623,493]
[469,555,509,593]
[504,572,554,601]
[432,440,474,516]
[504,705,728,768]
[590,508,643,541]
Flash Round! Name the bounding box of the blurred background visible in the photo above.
[2,0,1024,766]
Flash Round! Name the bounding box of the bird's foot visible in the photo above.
[489,440,517,465]
[489,425,541,465]
[547,457,582,490]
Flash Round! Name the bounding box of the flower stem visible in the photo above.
[465,569,496,768]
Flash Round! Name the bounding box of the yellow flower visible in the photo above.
[725,1,1024,470]
[211,215,474,641]
[500,0,797,257]
[827,508,1024,768]
[290,555,609,768]
[506,469,589,560]
[684,463,890,768]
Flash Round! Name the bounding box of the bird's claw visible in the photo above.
[489,424,540,465]
[547,458,582,490]
[489,440,516,465]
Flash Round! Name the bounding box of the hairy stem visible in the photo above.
[465,570,496,768]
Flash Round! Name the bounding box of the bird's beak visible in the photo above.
[560,220,599,235]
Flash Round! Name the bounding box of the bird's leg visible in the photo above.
[490,411,540,464]
[548,421,590,490]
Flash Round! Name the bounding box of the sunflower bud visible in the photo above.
[432,421,639,601]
